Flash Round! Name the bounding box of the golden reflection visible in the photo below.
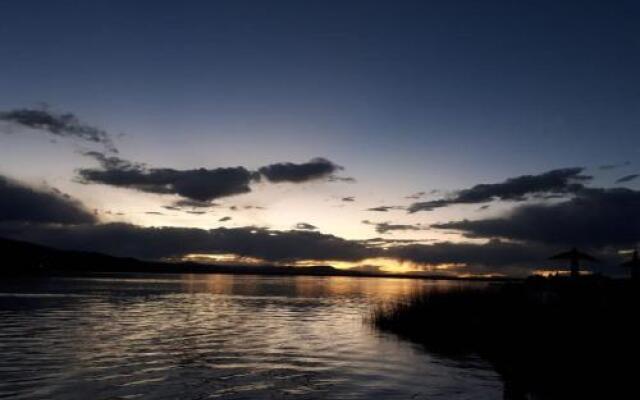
[290,275,451,300]
[178,273,466,302]
[180,273,236,294]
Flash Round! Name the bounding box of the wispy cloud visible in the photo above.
[599,161,630,171]
[362,220,427,234]
[366,205,404,212]
[295,222,318,230]
[409,168,591,212]
[405,191,426,199]
[615,174,639,184]
[259,158,343,183]
[0,108,118,153]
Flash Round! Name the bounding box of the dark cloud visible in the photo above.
[78,152,257,202]
[433,188,640,248]
[243,205,266,210]
[362,220,426,234]
[362,237,434,246]
[294,222,317,230]
[1,172,614,277]
[145,211,164,216]
[3,218,589,276]
[104,211,125,216]
[161,206,207,215]
[0,108,117,152]
[0,175,96,225]
[366,205,404,212]
[172,199,218,208]
[328,175,356,183]
[599,162,630,170]
[409,168,591,212]
[615,174,639,184]
[5,168,626,276]
[164,199,217,212]
[79,153,350,202]
[387,240,555,276]
[341,196,355,202]
[259,158,342,183]
[405,191,426,199]
[0,223,373,262]
[218,216,232,222]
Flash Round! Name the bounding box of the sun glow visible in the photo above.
[182,253,266,265]
[313,258,466,274]
[179,253,467,275]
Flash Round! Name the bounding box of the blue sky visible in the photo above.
[1,1,639,275]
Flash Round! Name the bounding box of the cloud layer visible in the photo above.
[78,153,346,202]
[366,205,404,212]
[3,153,639,276]
[0,108,117,152]
[387,240,555,276]
[295,222,318,230]
[409,168,591,212]
[0,174,561,275]
[0,223,372,262]
[362,220,426,234]
[616,174,639,184]
[434,188,640,248]
[78,152,256,202]
[258,158,342,183]
[0,175,96,224]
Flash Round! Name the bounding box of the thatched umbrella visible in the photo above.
[549,247,598,278]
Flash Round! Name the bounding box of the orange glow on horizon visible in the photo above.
[180,253,467,275]
[182,253,266,266]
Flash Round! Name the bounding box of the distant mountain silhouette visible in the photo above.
[0,236,507,281]
[0,236,354,277]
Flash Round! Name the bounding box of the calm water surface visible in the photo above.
[0,274,502,399]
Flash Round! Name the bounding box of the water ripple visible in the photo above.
[0,275,501,399]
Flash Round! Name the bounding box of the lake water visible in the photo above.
[0,274,502,399]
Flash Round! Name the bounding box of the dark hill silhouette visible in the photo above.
[0,236,352,277]
[0,237,510,281]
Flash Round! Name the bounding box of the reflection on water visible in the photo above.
[0,274,501,399]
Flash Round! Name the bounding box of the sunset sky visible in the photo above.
[1,0,639,276]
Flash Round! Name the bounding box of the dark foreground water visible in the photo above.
[0,274,501,399]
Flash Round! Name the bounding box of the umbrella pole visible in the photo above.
[570,258,579,278]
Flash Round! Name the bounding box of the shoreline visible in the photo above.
[372,277,640,399]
